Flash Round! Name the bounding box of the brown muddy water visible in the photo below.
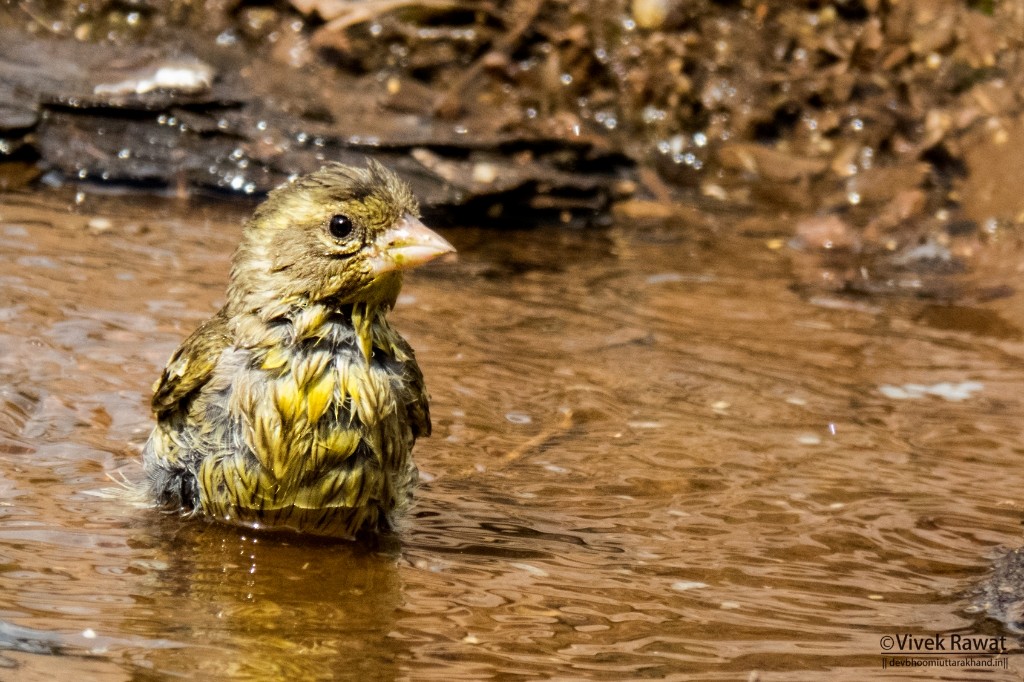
[2,189,1024,681]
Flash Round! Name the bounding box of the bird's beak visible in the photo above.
[368,214,456,275]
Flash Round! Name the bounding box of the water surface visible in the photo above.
[1,189,1024,679]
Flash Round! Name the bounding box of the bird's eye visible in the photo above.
[328,214,353,239]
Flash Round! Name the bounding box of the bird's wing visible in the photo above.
[151,310,232,417]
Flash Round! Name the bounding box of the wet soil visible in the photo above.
[2,189,1024,678]
[4,1,1024,262]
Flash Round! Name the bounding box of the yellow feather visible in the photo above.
[345,370,361,409]
[306,370,336,424]
[293,306,328,342]
[252,405,285,479]
[313,427,359,467]
[295,350,331,389]
[274,376,304,425]
[261,346,288,370]
[343,466,365,508]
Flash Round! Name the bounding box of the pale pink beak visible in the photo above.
[368,214,456,275]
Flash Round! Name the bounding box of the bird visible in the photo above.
[141,160,455,539]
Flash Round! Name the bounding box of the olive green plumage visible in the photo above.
[142,161,454,538]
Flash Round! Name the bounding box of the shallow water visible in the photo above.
[2,189,1024,680]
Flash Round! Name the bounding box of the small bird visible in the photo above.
[142,161,455,538]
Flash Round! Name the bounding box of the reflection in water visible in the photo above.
[2,190,1024,678]
[136,523,404,680]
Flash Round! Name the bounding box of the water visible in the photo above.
[1,189,1024,679]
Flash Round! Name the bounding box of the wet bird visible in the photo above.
[142,161,455,538]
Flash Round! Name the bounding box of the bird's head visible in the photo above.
[228,160,454,312]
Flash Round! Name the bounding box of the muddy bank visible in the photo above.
[2,0,1024,291]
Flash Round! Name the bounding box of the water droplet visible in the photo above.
[641,105,665,124]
